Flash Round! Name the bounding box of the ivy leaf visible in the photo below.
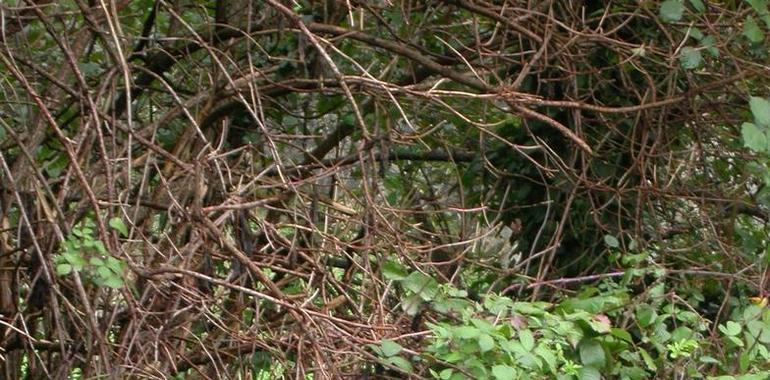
[678,47,702,69]
[743,17,765,43]
[660,0,685,23]
[750,96,770,126]
[742,123,767,152]
[380,340,403,357]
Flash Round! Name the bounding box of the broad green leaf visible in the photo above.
[90,257,104,266]
[97,266,112,279]
[686,27,704,40]
[519,329,535,351]
[102,275,124,289]
[578,365,602,380]
[743,17,765,43]
[603,234,619,248]
[109,217,129,237]
[106,257,125,274]
[63,252,87,270]
[454,325,480,339]
[720,321,742,336]
[747,0,770,17]
[491,365,517,379]
[610,328,633,343]
[639,348,657,371]
[384,356,413,374]
[688,0,705,12]
[579,339,606,368]
[535,345,557,372]
[700,36,719,58]
[402,271,439,300]
[380,340,402,357]
[636,305,657,327]
[671,326,693,341]
[741,122,766,152]
[56,263,72,276]
[382,259,408,280]
[750,96,770,126]
[678,47,702,69]
[478,333,495,352]
[560,294,626,314]
[439,368,453,380]
[660,0,685,22]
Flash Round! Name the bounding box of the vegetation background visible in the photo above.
[2,0,770,379]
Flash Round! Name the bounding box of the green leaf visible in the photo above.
[603,235,620,248]
[686,27,704,40]
[535,345,557,372]
[109,217,128,237]
[56,263,72,276]
[478,333,495,352]
[439,368,453,380]
[678,47,702,69]
[384,356,413,374]
[402,271,439,300]
[699,35,719,57]
[63,252,87,270]
[380,340,403,357]
[102,275,124,289]
[382,260,408,280]
[720,321,742,336]
[491,365,517,379]
[610,328,633,343]
[454,325,480,339]
[742,123,767,152]
[688,0,705,12]
[90,257,104,266]
[750,96,770,126]
[519,329,535,351]
[743,17,765,43]
[97,266,113,279]
[660,0,685,22]
[105,257,125,274]
[579,339,606,368]
[401,294,422,316]
[636,305,657,327]
[578,365,601,380]
[639,348,657,371]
